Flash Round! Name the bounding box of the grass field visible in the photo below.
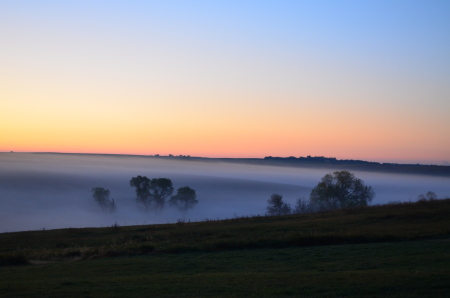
[1,199,449,297]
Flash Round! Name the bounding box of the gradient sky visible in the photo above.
[1,0,449,164]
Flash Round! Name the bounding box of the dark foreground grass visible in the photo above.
[0,240,449,297]
[0,199,449,297]
[1,199,449,261]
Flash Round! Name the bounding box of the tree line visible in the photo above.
[91,176,198,213]
[93,170,373,217]
[93,170,441,220]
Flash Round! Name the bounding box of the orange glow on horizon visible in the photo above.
[2,2,449,165]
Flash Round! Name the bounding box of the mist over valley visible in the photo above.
[1,153,449,233]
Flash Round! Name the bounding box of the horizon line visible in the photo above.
[2,151,449,167]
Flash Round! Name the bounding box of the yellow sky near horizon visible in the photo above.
[1,1,449,164]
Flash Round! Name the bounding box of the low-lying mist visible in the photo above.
[1,153,449,233]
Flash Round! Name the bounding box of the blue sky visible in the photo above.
[1,1,449,163]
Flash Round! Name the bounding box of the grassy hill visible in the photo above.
[1,199,449,297]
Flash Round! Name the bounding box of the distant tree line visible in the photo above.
[264,155,380,165]
[91,176,198,213]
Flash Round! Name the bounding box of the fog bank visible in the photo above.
[1,153,449,232]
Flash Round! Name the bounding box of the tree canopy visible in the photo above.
[130,176,152,209]
[169,186,198,211]
[130,176,174,210]
[150,178,174,209]
[92,187,116,212]
[266,193,291,216]
[310,170,374,211]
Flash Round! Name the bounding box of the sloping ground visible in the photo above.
[1,199,449,262]
[1,199,449,297]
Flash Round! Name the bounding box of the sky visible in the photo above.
[1,0,449,164]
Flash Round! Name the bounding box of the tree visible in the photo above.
[150,178,174,209]
[426,191,437,200]
[418,191,438,201]
[169,186,198,211]
[92,187,116,212]
[130,176,152,209]
[266,193,291,216]
[293,197,312,214]
[130,176,174,210]
[310,170,374,211]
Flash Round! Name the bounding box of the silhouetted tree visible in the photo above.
[130,176,152,209]
[150,178,174,209]
[310,170,374,211]
[130,176,174,210]
[169,186,198,211]
[92,187,116,212]
[266,193,291,216]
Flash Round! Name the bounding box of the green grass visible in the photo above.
[0,241,449,297]
[1,199,449,261]
[0,199,449,297]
